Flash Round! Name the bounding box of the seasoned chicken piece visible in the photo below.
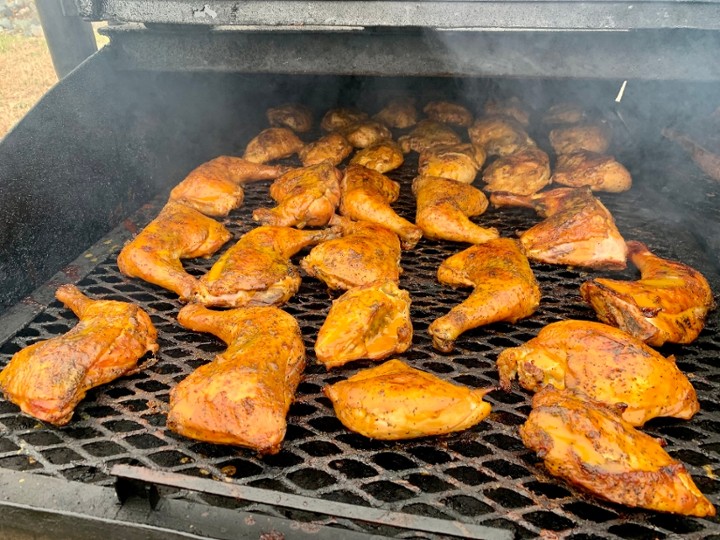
[423,101,473,127]
[243,127,305,163]
[521,387,715,517]
[350,139,404,173]
[491,187,627,270]
[663,127,720,182]
[497,320,699,426]
[552,151,631,192]
[484,97,530,127]
[299,132,353,167]
[324,359,493,440]
[252,162,342,228]
[315,280,412,369]
[266,103,313,133]
[418,143,485,184]
[340,164,422,249]
[0,285,158,426]
[413,175,499,245]
[374,97,417,129]
[169,156,288,217]
[117,202,232,300]
[321,107,369,132]
[301,217,402,290]
[482,147,551,196]
[398,120,461,154]
[169,304,304,455]
[429,239,540,352]
[468,115,535,157]
[542,103,587,125]
[549,122,611,155]
[581,241,715,346]
[341,120,393,149]
[194,225,338,308]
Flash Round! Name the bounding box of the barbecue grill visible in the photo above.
[1,2,720,538]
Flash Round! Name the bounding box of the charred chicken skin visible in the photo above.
[299,132,353,167]
[0,285,158,426]
[398,120,461,154]
[324,359,493,440]
[542,103,587,125]
[417,143,485,184]
[252,162,342,228]
[350,139,404,173]
[468,115,535,157]
[549,121,611,155]
[497,319,699,426]
[117,202,232,300]
[341,120,393,149]
[491,187,628,270]
[581,241,715,346]
[169,304,304,455]
[481,147,551,196]
[266,103,313,133]
[521,387,716,517]
[169,156,288,217]
[429,238,540,352]
[484,97,530,127]
[374,97,417,129]
[412,175,499,245]
[321,108,369,132]
[315,280,412,369]
[243,127,305,163]
[423,101,473,127]
[552,150,631,192]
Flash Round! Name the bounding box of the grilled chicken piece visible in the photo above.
[340,164,422,249]
[350,140,404,173]
[194,225,338,307]
[552,151,631,192]
[663,127,720,182]
[374,97,418,129]
[321,107,369,132]
[542,103,587,125]
[581,241,715,346]
[243,127,305,163]
[266,103,313,133]
[521,387,716,517]
[169,156,288,217]
[482,147,551,196]
[484,97,530,127]
[299,132,353,167]
[341,120,393,149]
[398,120,461,154]
[169,304,304,455]
[0,285,158,426]
[301,217,402,290]
[423,101,473,127]
[324,359,493,440]
[418,143,485,184]
[491,187,627,270]
[117,202,232,300]
[429,239,540,352]
[468,115,535,157]
[549,122,611,155]
[252,162,342,228]
[413,175,499,245]
[498,320,699,426]
[315,280,412,369]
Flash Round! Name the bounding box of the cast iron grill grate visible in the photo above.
[0,156,719,539]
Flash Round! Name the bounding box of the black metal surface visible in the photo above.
[36,0,97,78]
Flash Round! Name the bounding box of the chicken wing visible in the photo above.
[549,122,611,155]
[350,139,404,173]
[468,115,535,157]
[315,280,412,369]
[413,175,498,245]
[491,187,627,270]
[321,107,369,132]
[521,387,715,517]
[252,162,342,228]
[484,97,530,127]
[169,156,288,217]
[398,120,461,154]
[542,103,587,125]
[324,359,493,440]
[581,241,714,346]
[168,304,304,455]
[0,285,158,426]
[117,202,232,300]
[341,120,393,149]
[299,132,353,167]
[481,147,551,196]
[423,101,473,127]
[417,143,485,184]
[374,97,417,129]
[194,225,338,307]
[429,238,540,352]
[497,319,699,426]
[243,127,305,163]
[552,151,631,192]
[266,103,313,133]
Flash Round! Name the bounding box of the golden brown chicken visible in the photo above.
[428,239,540,352]
[374,97,417,128]
[542,103,587,125]
[324,359,493,440]
[491,187,628,270]
[581,241,715,346]
[340,164,422,249]
[341,120,393,149]
[398,120,461,154]
[423,101,473,127]
[321,107,369,132]
[552,151,631,192]
[243,127,305,163]
[301,217,402,290]
[413,175,499,245]
[417,143,485,184]
[194,225,338,307]
[497,319,699,426]
[549,121,611,155]
[350,140,404,173]
[0,285,158,426]
[521,387,716,517]
[169,156,288,217]
[266,103,313,133]
[484,97,530,127]
[299,132,353,167]
[468,115,535,157]
[168,304,304,455]
[481,147,551,196]
[315,280,412,369]
[117,202,232,300]
[252,162,342,228]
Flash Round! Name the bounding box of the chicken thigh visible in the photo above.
[398,120,461,154]
[484,97,530,127]
[423,101,473,127]
[418,143,485,184]
[243,127,305,163]
[342,120,392,149]
[549,122,611,155]
[321,108,369,132]
[299,132,353,167]
[542,103,587,125]
[350,139,404,173]
[374,97,417,128]
[266,103,313,133]
[481,147,551,196]
[552,151,631,192]
[468,115,535,157]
